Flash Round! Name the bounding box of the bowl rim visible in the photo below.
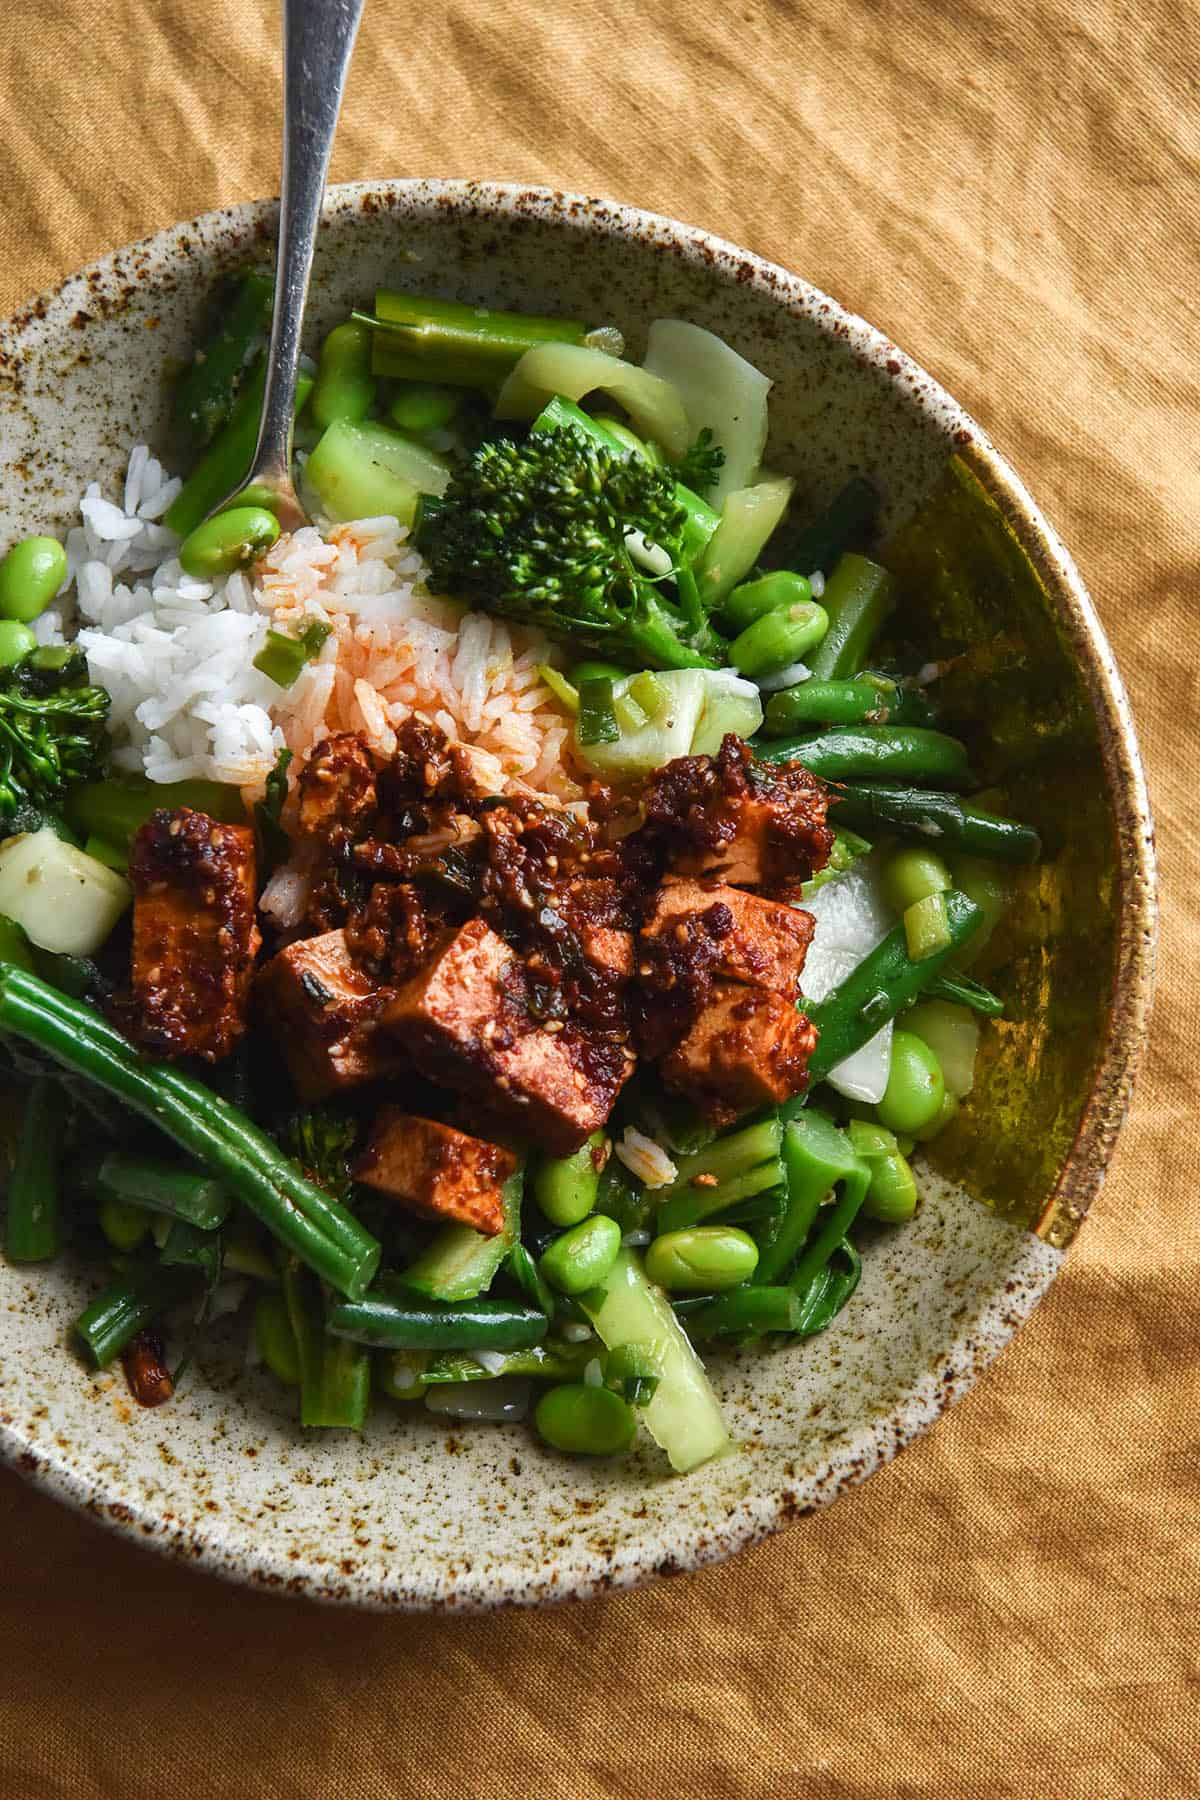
[0,178,1157,1609]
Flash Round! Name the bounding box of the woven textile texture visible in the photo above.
[0,1,1195,1794]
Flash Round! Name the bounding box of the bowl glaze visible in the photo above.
[0,182,1156,1609]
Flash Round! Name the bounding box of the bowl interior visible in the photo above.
[0,182,1148,1608]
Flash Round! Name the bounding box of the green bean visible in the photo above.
[163,361,315,539]
[283,1262,369,1429]
[882,847,952,912]
[729,599,828,678]
[389,382,461,434]
[800,890,984,1086]
[722,571,813,634]
[782,475,880,578]
[327,1287,548,1352]
[925,971,1005,1017]
[876,1030,946,1135]
[644,1227,759,1293]
[178,505,280,580]
[821,784,1042,864]
[255,1289,301,1386]
[4,1078,61,1262]
[0,621,37,667]
[764,673,935,732]
[533,1382,637,1455]
[74,1264,195,1367]
[172,270,273,449]
[805,553,894,680]
[0,536,68,623]
[97,1193,150,1253]
[92,1150,231,1230]
[531,1132,606,1228]
[539,1213,622,1297]
[0,967,380,1299]
[682,1284,805,1340]
[758,725,973,788]
[846,1120,918,1223]
[362,290,589,385]
[311,320,376,430]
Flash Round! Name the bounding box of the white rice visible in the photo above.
[614,1126,677,1190]
[52,444,583,805]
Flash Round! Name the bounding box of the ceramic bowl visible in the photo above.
[0,182,1156,1609]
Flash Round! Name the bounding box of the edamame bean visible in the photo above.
[0,621,37,667]
[312,320,376,430]
[538,1212,622,1296]
[876,1030,946,1135]
[723,570,813,634]
[534,1381,637,1455]
[644,1226,760,1293]
[729,599,828,678]
[178,505,280,579]
[911,1087,961,1143]
[0,536,67,623]
[254,1290,301,1387]
[97,1193,150,1253]
[845,1119,918,1223]
[389,382,460,434]
[532,1132,606,1228]
[882,847,953,913]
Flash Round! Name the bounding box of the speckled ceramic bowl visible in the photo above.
[0,182,1156,1609]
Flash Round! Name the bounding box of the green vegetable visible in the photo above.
[757,1111,866,1285]
[846,1120,919,1223]
[534,1382,637,1456]
[821,784,1042,864]
[91,1150,231,1230]
[654,1116,785,1235]
[0,536,67,624]
[97,1192,150,1253]
[576,676,620,746]
[4,1078,61,1262]
[760,725,972,787]
[64,773,246,850]
[401,1157,524,1303]
[675,428,726,495]
[779,475,880,577]
[418,424,727,671]
[945,853,1014,958]
[644,1227,759,1292]
[255,1289,301,1387]
[0,624,37,668]
[282,1262,370,1429]
[252,620,332,689]
[311,320,375,430]
[0,648,109,830]
[722,570,813,634]
[0,913,34,970]
[580,1249,732,1472]
[681,1284,806,1340]
[422,1341,593,1386]
[163,361,314,540]
[172,270,273,448]
[305,418,450,525]
[641,318,770,500]
[0,828,130,956]
[728,597,828,678]
[805,553,894,680]
[531,1133,605,1228]
[389,382,461,434]
[923,971,1004,1018]
[882,847,952,912]
[539,1213,622,1296]
[505,1244,558,1319]
[178,505,280,580]
[360,289,589,385]
[0,967,380,1299]
[327,1286,549,1352]
[496,342,690,460]
[603,1342,664,1407]
[800,890,985,1086]
[903,892,953,960]
[74,1264,194,1368]
[911,1087,961,1142]
[764,674,897,732]
[876,1030,946,1135]
[695,477,795,609]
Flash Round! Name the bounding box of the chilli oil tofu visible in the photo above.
[642,879,813,998]
[255,928,404,1100]
[354,1110,517,1236]
[130,807,260,1061]
[660,982,818,1123]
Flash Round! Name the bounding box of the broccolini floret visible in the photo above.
[282,1105,359,1205]
[418,426,729,670]
[0,649,110,834]
[675,428,726,495]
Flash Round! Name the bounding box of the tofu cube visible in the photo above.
[383,918,632,1155]
[354,1110,517,1236]
[669,794,783,888]
[255,929,404,1100]
[661,982,818,1121]
[643,879,813,998]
